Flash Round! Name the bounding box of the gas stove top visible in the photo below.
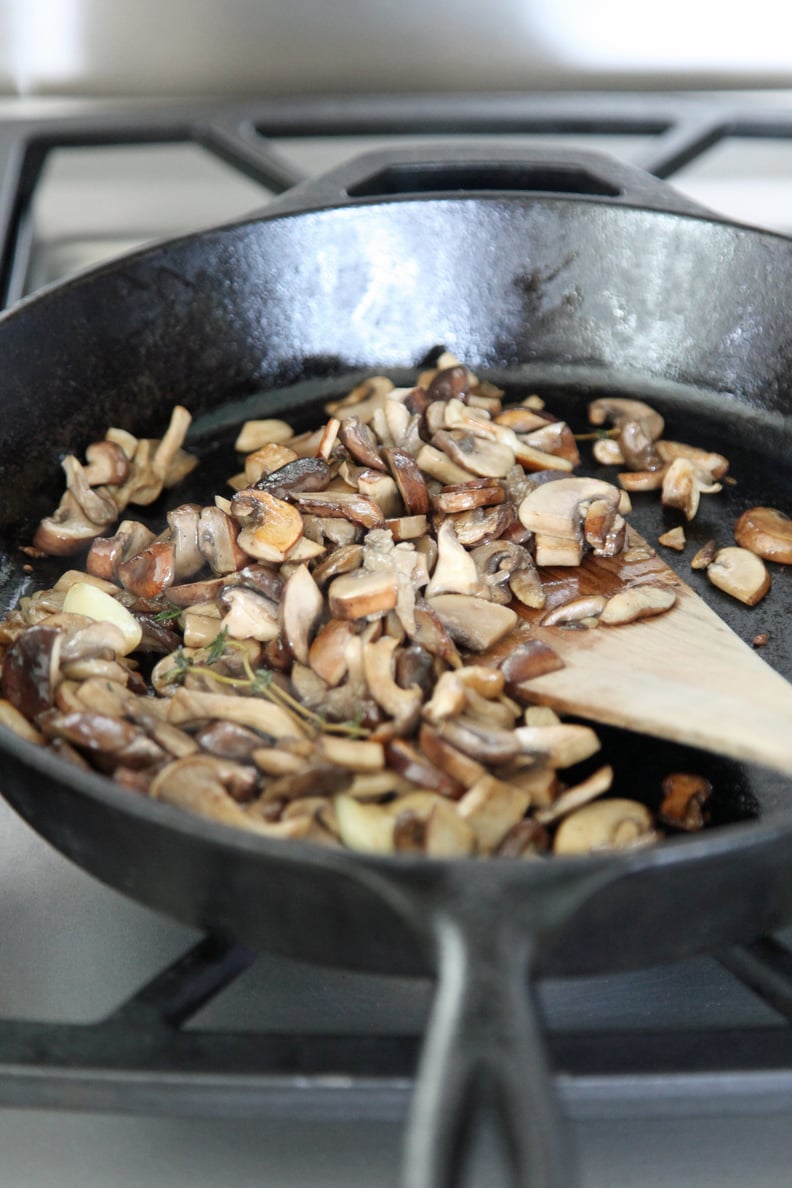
[3,91,792,1187]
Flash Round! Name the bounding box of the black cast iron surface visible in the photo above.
[2,121,792,1184]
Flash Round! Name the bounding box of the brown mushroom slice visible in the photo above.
[166,687,308,739]
[362,636,422,734]
[432,482,505,514]
[433,429,515,479]
[734,506,792,564]
[456,774,532,853]
[234,419,294,453]
[166,576,227,607]
[589,397,665,443]
[38,708,140,758]
[534,764,614,826]
[425,520,479,598]
[426,593,517,651]
[166,504,205,581]
[328,569,398,621]
[151,754,281,833]
[658,772,712,831]
[656,440,730,480]
[599,584,677,626]
[333,793,396,854]
[199,506,249,573]
[509,566,547,610]
[422,670,467,723]
[514,723,601,768]
[279,564,323,664]
[707,546,771,606]
[253,456,332,498]
[117,539,176,599]
[219,586,280,642]
[617,468,667,493]
[496,819,550,858]
[553,798,657,855]
[382,448,431,515]
[385,737,466,799]
[61,455,118,527]
[0,625,62,718]
[518,477,624,567]
[290,489,385,530]
[425,364,471,402]
[494,406,551,433]
[498,640,565,690]
[521,421,581,468]
[661,457,721,522]
[353,471,400,519]
[583,498,626,557]
[417,722,487,789]
[338,416,387,470]
[690,539,718,570]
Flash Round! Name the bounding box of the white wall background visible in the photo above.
[0,0,791,96]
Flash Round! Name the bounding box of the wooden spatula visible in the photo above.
[513,530,792,777]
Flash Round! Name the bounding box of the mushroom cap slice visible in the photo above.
[707,546,771,606]
[734,506,792,565]
[426,594,517,651]
[518,476,622,542]
[553,798,657,854]
[279,564,323,664]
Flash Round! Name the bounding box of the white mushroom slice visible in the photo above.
[658,526,686,551]
[534,764,614,825]
[61,455,118,526]
[334,794,395,854]
[0,698,45,744]
[592,437,625,466]
[183,611,225,648]
[233,491,305,563]
[523,705,561,727]
[456,775,532,853]
[589,398,665,443]
[433,429,515,479]
[243,442,299,484]
[328,569,399,621]
[385,514,429,542]
[661,457,721,522]
[707,546,771,606]
[317,417,341,460]
[53,570,120,595]
[425,520,479,598]
[166,688,308,739]
[220,587,280,642]
[599,585,677,626]
[734,506,792,565]
[234,419,294,453]
[357,471,402,518]
[656,440,730,480]
[308,619,356,686]
[62,582,143,655]
[199,507,247,574]
[415,443,473,485]
[514,723,601,768]
[690,539,718,570]
[422,670,467,723]
[280,564,323,664]
[326,375,394,421]
[520,421,581,467]
[518,477,624,567]
[318,737,385,772]
[426,594,518,651]
[362,635,422,732]
[617,468,667,493]
[553,798,657,854]
[167,504,204,581]
[385,792,477,858]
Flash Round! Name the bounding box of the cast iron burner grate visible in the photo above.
[4,92,792,1175]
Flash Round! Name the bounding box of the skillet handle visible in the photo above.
[267,142,713,220]
[402,904,574,1188]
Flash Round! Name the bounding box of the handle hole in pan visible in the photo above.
[346,162,622,199]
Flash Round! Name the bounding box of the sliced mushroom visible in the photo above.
[514,723,600,768]
[82,440,131,486]
[117,540,176,599]
[599,585,677,626]
[234,418,294,453]
[0,625,62,718]
[456,774,532,853]
[592,437,625,466]
[433,429,515,479]
[307,618,356,686]
[426,593,517,651]
[328,569,398,621]
[357,471,402,518]
[656,440,729,480]
[553,798,657,854]
[280,564,323,664]
[435,715,521,766]
[290,489,385,530]
[658,525,686,551]
[707,546,771,606]
[253,456,331,498]
[734,506,792,564]
[362,636,422,735]
[166,687,308,740]
[338,416,387,470]
[219,586,280,642]
[418,722,487,789]
[658,772,712,831]
[661,457,721,522]
[333,794,396,854]
[498,640,566,689]
[540,595,607,627]
[34,492,111,556]
[534,764,614,825]
[199,506,249,572]
[166,503,205,581]
[518,477,624,567]
[0,697,46,744]
[232,492,304,564]
[589,397,665,443]
[243,442,300,484]
[385,737,466,798]
[690,539,718,570]
[415,443,474,485]
[425,520,479,598]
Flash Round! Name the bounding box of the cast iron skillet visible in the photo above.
[2,144,792,1187]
